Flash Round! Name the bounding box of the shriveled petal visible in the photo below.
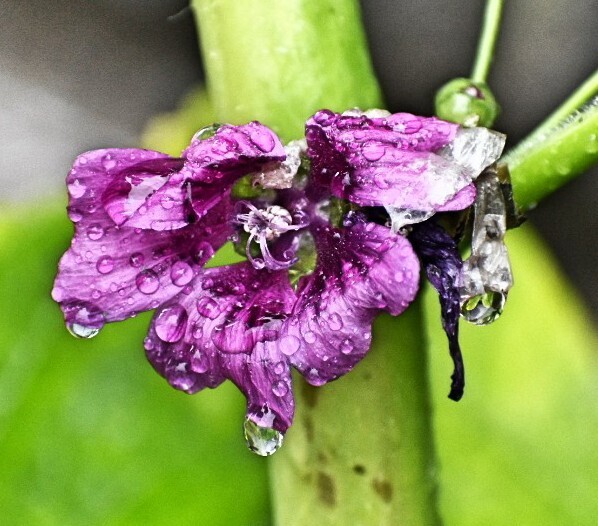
[306,109,504,229]
[277,219,420,385]
[409,221,465,401]
[145,262,296,432]
[52,150,232,329]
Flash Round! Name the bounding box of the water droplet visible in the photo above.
[102,154,117,170]
[273,361,286,375]
[136,269,160,294]
[67,207,83,222]
[460,291,505,325]
[87,223,104,241]
[170,261,194,286]
[191,349,209,373]
[193,123,222,141]
[304,331,317,344]
[362,142,386,161]
[154,304,188,342]
[67,179,86,198]
[243,418,283,456]
[249,129,276,153]
[279,334,301,356]
[272,380,289,397]
[129,252,144,268]
[66,322,100,339]
[96,255,114,274]
[327,313,343,331]
[340,339,353,354]
[196,297,220,319]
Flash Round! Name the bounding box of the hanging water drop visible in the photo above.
[66,322,100,339]
[460,291,506,325]
[154,304,188,342]
[243,417,283,456]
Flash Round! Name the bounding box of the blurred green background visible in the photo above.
[1,1,597,524]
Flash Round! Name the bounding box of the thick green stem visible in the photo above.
[504,70,598,210]
[192,1,440,524]
[193,0,382,141]
[471,0,504,83]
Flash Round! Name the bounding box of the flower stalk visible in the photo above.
[192,1,440,524]
[471,0,504,84]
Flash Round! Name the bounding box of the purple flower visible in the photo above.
[52,109,504,455]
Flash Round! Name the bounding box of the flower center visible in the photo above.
[236,203,305,271]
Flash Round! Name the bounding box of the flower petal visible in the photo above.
[52,150,232,329]
[277,219,420,385]
[409,221,465,401]
[306,110,503,228]
[145,262,296,432]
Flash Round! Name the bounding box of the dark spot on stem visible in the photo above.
[372,477,393,503]
[353,464,366,475]
[301,381,320,408]
[304,415,314,443]
[316,471,337,507]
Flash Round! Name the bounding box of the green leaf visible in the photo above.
[0,204,270,525]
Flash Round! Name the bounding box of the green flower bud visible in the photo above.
[435,78,500,127]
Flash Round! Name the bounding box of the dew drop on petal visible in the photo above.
[170,261,194,286]
[154,304,188,342]
[303,331,317,344]
[129,252,145,268]
[249,129,276,153]
[340,339,354,355]
[136,269,160,294]
[361,142,386,161]
[67,179,86,198]
[96,255,115,274]
[328,313,343,331]
[272,380,289,397]
[243,417,283,456]
[101,154,117,170]
[279,334,301,356]
[196,297,220,319]
[191,349,209,373]
[87,223,104,241]
[273,361,286,375]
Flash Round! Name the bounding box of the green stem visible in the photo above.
[471,0,504,83]
[192,1,440,524]
[504,70,598,211]
[193,0,382,141]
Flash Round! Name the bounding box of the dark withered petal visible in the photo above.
[409,220,465,401]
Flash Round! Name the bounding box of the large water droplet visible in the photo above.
[327,313,343,331]
[191,349,209,373]
[87,223,104,241]
[170,261,194,286]
[249,129,276,153]
[136,269,160,294]
[66,322,100,339]
[193,123,222,141]
[154,304,188,342]
[243,418,283,456]
[196,297,220,319]
[272,380,289,397]
[304,331,317,344]
[67,179,86,198]
[129,252,145,268]
[96,255,115,274]
[340,339,354,354]
[460,291,505,325]
[102,154,117,170]
[279,334,300,356]
[361,142,386,161]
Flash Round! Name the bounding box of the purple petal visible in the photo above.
[52,150,232,327]
[306,110,478,219]
[409,221,464,401]
[277,219,420,385]
[145,262,296,432]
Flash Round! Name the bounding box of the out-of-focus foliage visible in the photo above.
[0,206,270,525]
[427,224,598,525]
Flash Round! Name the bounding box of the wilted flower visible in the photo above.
[52,109,505,455]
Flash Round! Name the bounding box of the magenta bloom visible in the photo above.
[52,110,504,454]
